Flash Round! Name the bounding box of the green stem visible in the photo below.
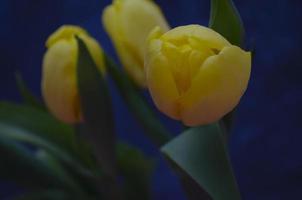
[105,55,172,147]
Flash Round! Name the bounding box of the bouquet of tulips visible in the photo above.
[0,0,251,199]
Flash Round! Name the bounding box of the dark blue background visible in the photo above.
[1,0,302,199]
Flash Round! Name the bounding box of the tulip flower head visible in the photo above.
[145,25,251,126]
[42,25,105,123]
[102,0,169,87]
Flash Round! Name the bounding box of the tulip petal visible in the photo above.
[180,45,251,126]
[146,40,180,120]
[102,3,146,86]
[161,25,231,50]
[46,25,88,48]
[42,40,79,123]
[102,0,169,87]
[121,0,169,58]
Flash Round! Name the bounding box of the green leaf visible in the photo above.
[161,123,241,200]
[209,0,244,46]
[36,150,100,199]
[76,36,116,177]
[0,102,99,189]
[0,122,101,196]
[15,72,45,110]
[105,55,171,147]
[0,122,93,179]
[0,135,68,189]
[209,0,245,133]
[0,102,94,168]
[117,143,154,200]
[76,37,120,199]
[0,102,77,155]
[36,150,84,192]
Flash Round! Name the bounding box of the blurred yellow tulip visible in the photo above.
[102,0,169,87]
[42,25,105,123]
[145,25,251,126]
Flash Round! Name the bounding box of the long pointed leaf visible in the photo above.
[76,37,121,199]
[0,121,94,183]
[117,143,154,200]
[161,123,241,200]
[76,37,116,177]
[36,150,84,192]
[0,135,67,189]
[209,0,244,46]
[209,0,246,132]
[0,102,77,155]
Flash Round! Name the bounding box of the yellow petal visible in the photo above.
[180,46,251,126]
[46,25,88,48]
[161,25,231,50]
[102,3,121,49]
[180,45,251,126]
[42,39,80,123]
[145,39,180,120]
[102,0,169,87]
[120,0,169,58]
[42,25,105,124]
[102,2,145,86]
[146,25,251,126]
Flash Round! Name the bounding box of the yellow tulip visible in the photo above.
[41,25,105,123]
[145,25,251,126]
[102,0,169,87]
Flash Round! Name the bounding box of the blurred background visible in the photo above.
[0,0,301,199]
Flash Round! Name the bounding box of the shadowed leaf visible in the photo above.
[209,0,244,46]
[161,123,241,200]
[76,37,116,177]
[117,143,154,200]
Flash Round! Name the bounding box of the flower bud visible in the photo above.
[102,0,169,87]
[145,25,251,126]
[42,25,105,123]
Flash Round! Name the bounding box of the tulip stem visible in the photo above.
[105,54,172,147]
[220,108,237,140]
